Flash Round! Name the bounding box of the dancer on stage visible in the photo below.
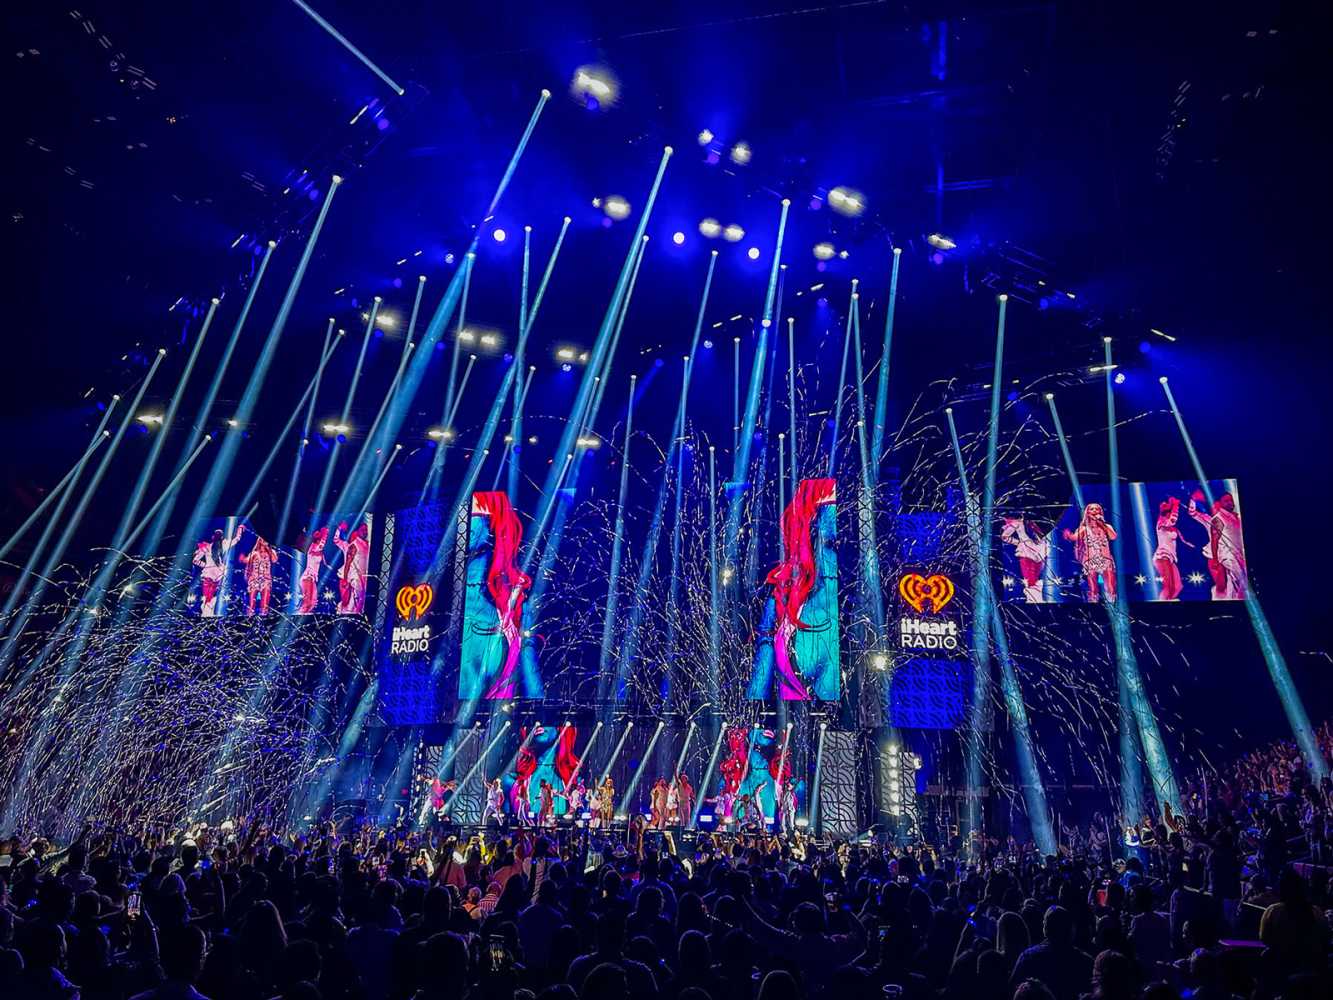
[1153,497,1189,601]
[1064,502,1118,602]
[240,533,278,616]
[298,526,329,614]
[428,777,457,814]
[597,776,615,827]
[588,782,603,828]
[778,779,798,833]
[665,776,680,826]
[333,520,371,615]
[568,777,588,818]
[1001,516,1050,603]
[1188,491,1248,600]
[649,777,669,828]
[481,777,505,826]
[538,778,555,827]
[512,773,533,827]
[676,772,695,828]
[193,524,245,617]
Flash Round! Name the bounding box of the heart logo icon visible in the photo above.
[898,573,955,614]
[395,582,434,621]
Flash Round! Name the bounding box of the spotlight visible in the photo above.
[722,224,744,242]
[603,195,631,221]
[703,339,713,349]
[137,413,164,426]
[1114,371,1127,385]
[699,218,722,238]
[672,231,685,245]
[838,250,849,259]
[730,141,752,165]
[813,242,835,261]
[828,186,866,217]
[570,64,619,108]
[561,363,572,372]
[493,228,507,243]
[322,422,351,436]
[697,128,714,145]
[926,233,957,251]
[746,246,760,260]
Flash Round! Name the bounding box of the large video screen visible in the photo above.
[747,478,841,700]
[999,479,1247,603]
[459,491,543,699]
[289,514,374,616]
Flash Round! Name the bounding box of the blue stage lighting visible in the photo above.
[703,339,714,349]
[1115,371,1127,384]
[493,228,507,243]
[561,363,572,372]
[747,246,760,260]
[672,231,685,245]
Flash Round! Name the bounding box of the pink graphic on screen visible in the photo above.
[765,477,837,699]
[473,491,532,699]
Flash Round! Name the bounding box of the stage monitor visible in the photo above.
[747,478,841,701]
[999,479,1247,604]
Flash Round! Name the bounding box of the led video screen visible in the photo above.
[459,491,543,699]
[999,479,1247,603]
[747,478,841,700]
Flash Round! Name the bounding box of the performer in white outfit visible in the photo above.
[778,780,797,834]
[298,526,329,614]
[1001,517,1050,603]
[481,778,505,826]
[192,524,244,617]
[1153,497,1189,600]
[333,521,371,614]
[1188,492,1247,600]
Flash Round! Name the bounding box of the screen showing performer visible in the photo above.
[1128,479,1248,601]
[503,723,579,826]
[1005,479,1249,603]
[747,478,841,701]
[459,491,542,699]
[190,517,249,617]
[191,518,297,618]
[290,513,373,616]
[999,516,1054,603]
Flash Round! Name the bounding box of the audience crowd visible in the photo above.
[2,724,1332,1000]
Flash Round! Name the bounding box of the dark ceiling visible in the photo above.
[2,2,1329,671]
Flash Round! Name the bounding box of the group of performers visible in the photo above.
[191,518,370,617]
[646,774,697,828]
[1000,489,1246,604]
[705,776,800,833]
[449,772,708,830]
[475,775,619,828]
